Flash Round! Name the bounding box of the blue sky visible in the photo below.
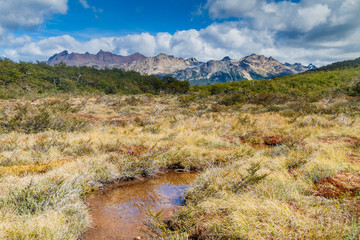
[42,0,212,39]
[0,0,359,66]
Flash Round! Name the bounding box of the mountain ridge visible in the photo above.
[47,50,146,68]
[46,50,316,85]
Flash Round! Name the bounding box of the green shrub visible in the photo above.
[0,103,89,134]
[1,179,78,215]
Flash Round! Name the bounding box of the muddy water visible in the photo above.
[82,172,198,240]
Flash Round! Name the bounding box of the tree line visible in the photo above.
[0,59,189,99]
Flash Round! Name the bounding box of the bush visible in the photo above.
[0,103,88,134]
[218,93,246,106]
[1,179,78,215]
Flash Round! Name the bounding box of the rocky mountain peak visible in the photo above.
[46,50,315,85]
[222,56,231,61]
[187,57,198,63]
[46,50,146,67]
[307,63,317,69]
[243,54,267,61]
[59,50,69,56]
[96,50,115,57]
[132,52,145,58]
[122,53,198,75]
[97,50,107,54]
[155,53,176,59]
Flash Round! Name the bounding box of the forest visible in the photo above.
[0,59,189,99]
[1,57,360,102]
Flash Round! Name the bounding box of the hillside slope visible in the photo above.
[0,58,189,99]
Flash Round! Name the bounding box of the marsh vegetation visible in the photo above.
[0,93,358,239]
[0,58,359,239]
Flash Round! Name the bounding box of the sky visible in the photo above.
[0,0,359,66]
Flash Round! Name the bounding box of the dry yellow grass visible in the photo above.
[0,94,359,239]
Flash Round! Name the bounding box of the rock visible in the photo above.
[122,53,202,75]
[46,51,315,85]
[46,50,146,68]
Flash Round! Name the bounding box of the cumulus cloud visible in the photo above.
[200,0,360,65]
[1,24,257,62]
[5,20,360,66]
[0,0,68,30]
[205,0,257,19]
[204,0,360,34]
[0,0,69,58]
[114,33,157,56]
[5,35,80,60]
[1,0,360,66]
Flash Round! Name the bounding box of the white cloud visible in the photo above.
[250,2,331,32]
[0,0,69,58]
[5,20,360,66]
[1,0,360,67]
[204,0,360,34]
[0,0,68,30]
[297,4,331,32]
[198,0,360,65]
[79,0,90,9]
[114,33,157,56]
[205,0,257,19]
[78,0,102,15]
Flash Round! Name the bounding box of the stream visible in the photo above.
[82,172,198,240]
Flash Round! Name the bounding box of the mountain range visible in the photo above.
[46,50,316,85]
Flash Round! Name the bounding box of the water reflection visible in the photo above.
[83,172,198,240]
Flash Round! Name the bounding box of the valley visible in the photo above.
[1,0,359,239]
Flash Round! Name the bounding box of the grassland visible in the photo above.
[0,92,358,240]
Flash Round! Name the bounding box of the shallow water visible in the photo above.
[82,172,198,240]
